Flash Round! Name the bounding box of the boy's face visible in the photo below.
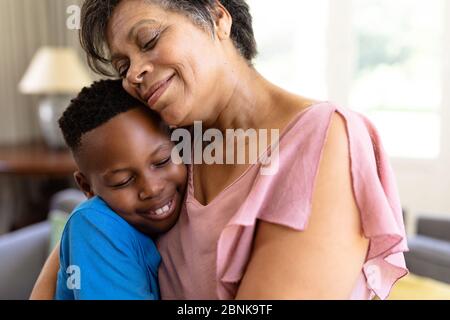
[74,108,187,237]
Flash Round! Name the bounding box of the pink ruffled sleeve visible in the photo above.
[216,102,409,300]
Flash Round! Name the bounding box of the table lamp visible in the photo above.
[18,46,92,149]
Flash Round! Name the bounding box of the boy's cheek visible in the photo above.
[178,164,188,183]
[99,190,134,214]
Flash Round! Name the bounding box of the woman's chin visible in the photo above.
[161,107,187,128]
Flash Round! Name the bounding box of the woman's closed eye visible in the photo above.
[115,36,158,78]
[117,62,129,78]
[142,34,159,51]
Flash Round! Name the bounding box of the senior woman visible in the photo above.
[31,0,408,300]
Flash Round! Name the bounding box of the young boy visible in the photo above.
[55,79,187,300]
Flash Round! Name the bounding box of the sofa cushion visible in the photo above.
[0,221,50,299]
[417,216,450,242]
[405,235,450,284]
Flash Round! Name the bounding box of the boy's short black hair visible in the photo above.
[59,79,159,153]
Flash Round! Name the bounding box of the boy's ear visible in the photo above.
[74,171,95,199]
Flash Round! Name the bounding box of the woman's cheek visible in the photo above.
[122,79,133,96]
[122,79,141,103]
[161,104,185,126]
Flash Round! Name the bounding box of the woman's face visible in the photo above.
[106,0,231,127]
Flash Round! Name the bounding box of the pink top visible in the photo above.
[156,102,409,300]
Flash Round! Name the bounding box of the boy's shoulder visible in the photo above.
[61,196,159,263]
[73,195,116,217]
[69,196,132,232]
[63,196,143,249]
[57,197,161,300]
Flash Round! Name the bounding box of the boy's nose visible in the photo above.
[138,178,164,201]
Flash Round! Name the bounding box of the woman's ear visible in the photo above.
[213,1,232,40]
[74,171,95,199]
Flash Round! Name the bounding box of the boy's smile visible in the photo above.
[135,192,179,221]
[74,107,187,237]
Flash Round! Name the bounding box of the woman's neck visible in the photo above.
[207,62,285,133]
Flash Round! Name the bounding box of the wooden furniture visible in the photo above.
[0,143,77,232]
[0,143,76,176]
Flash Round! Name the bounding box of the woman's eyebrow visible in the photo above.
[110,19,160,64]
[128,19,160,41]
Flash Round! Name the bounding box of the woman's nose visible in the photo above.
[127,58,154,88]
[138,177,164,201]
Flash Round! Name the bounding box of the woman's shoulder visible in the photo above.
[245,100,392,229]
[280,100,373,147]
[219,100,408,300]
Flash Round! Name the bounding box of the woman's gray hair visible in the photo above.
[80,0,257,76]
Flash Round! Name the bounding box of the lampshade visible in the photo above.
[19,46,92,95]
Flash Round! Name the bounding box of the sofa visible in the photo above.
[405,214,450,284]
[0,189,85,300]
[0,221,51,299]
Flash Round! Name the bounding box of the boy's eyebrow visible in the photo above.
[103,167,133,177]
[109,168,132,174]
[151,142,172,157]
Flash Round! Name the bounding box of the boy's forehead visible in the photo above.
[77,108,169,165]
[84,108,162,142]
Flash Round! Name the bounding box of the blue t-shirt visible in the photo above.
[55,196,161,300]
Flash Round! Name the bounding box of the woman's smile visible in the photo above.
[146,73,176,111]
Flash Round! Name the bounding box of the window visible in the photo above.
[349,0,445,159]
[248,0,447,159]
[249,0,329,100]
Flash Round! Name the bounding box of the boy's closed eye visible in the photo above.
[153,156,171,168]
[107,156,172,189]
[111,177,135,189]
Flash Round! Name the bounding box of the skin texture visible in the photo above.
[74,108,187,237]
[31,0,369,299]
[30,243,60,300]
